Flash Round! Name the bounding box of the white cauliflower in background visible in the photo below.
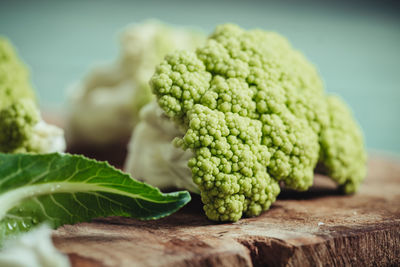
[67,20,205,146]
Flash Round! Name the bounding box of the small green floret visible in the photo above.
[0,37,35,108]
[0,37,65,154]
[151,24,367,221]
[320,96,367,194]
[0,37,39,153]
[0,100,39,153]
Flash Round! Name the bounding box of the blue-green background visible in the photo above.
[1,0,399,154]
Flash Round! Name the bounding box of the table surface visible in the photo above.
[52,156,400,267]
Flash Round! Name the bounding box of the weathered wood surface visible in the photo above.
[52,156,400,267]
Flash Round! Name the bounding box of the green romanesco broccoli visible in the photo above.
[0,99,39,152]
[146,24,366,222]
[0,37,35,108]
[320,95,367,194]
[0,37,66,153]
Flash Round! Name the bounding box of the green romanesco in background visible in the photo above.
[135,24,367,222]
[0,99,39,152]
[0,37,35,108]
[0,37,66,153]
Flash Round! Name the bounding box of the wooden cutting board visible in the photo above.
[52,155,400,267]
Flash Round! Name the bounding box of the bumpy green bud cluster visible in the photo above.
[151,24,366,221]
[0,37,35,109]
[0,37,46,153]
[320,96,367,194]
[0,99,39,153]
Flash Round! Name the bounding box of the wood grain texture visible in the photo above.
[52,156,400,267]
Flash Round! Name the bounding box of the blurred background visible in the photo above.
[0,0,399,154]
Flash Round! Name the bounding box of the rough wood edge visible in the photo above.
[237,222,400,267]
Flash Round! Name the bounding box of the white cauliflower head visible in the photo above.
[67,20,205,146]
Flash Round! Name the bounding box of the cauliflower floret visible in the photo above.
[0,224,70,267]
[67,20,205,146]
[126,24,367,221]
[125,101,198,193]
[0,37,66,154]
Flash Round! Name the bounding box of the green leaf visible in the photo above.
[0,153,191,240]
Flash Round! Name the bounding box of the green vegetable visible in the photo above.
[0,37,35,108]
[128,24,366,222]
[0,37,66,153]
[0,153,190,241]
[320,96,366,193]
